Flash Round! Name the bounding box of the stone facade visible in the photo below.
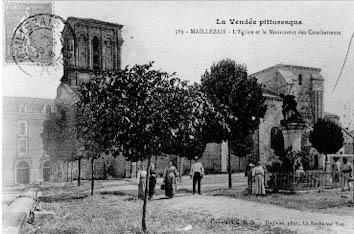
[324,112,340,123]
[58,17,124,100]
[2,96,54,185]
[251,64,325,166]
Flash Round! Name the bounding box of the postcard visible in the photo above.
[2,1,354,234]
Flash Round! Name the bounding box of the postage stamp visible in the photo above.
[11,13,75,76]
[4,2,53,63]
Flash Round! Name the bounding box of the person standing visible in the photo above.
[341,157,353,191]
[148,164,157,200]
[163,161,179,198]
[245,161,255,193]
[190,156,204,195]
[137,164,147,200]
[252,161,266,196]
[331,157,341,188]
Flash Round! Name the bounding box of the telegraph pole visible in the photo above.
[228,141,232,188]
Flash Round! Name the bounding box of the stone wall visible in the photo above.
[258,97,283,164]
[49,140,250,181]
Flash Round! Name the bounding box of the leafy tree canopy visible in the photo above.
[201,58,267,155]
[77,62,224,162]
[309,118,344,155]
[42,103,79,162]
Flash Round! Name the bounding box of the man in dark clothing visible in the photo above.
[245,161,255,193]
[190,156,204,195]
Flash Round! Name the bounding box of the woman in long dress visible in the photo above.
[341,157,352,191]
[137,164,147,200]
[164,161,179,198]
[252,161,266,196]
[149,164,157,199]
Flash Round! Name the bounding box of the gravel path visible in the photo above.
[166,195,354,234]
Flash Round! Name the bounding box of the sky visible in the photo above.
[2,1,354,126]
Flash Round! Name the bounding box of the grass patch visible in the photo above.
[22,195,295,234]
[21,185,295,234]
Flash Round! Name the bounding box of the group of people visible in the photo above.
[331,157,353,191]
[245,161,266,196]
[137,157,205,200]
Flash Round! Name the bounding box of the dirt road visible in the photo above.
[165,195,354,234]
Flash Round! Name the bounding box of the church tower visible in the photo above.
[57,17,123,100]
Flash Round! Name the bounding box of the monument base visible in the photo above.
[280,122,306,151]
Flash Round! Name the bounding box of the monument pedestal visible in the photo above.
[280,122,306,151]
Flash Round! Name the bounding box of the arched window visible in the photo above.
[92,36,100,70]
[78,34,88,68]
[64,35,75,65]
[298,74,303,85]
[104,38,113,70]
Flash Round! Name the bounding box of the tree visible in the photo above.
[77,62,221,232]
[309,118,344,171]
[76,74,116,195]
[201,59,267,187]
[161,83,224,161]
[42,103,80,183]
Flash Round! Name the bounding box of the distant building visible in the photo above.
[55,17,128,179]
[324,112,340,123]
[338,128,354,155]
[2,96,54,185]
[57,17,124,101]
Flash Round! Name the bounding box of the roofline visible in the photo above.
[67,17,123,29]
[3,96,55,102]
[250,64,321,77]
[324,112,340,117]
[342,127,354,140]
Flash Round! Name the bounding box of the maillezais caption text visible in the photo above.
[175,18,341,36]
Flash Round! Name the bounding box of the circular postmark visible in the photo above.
[11,13,76,76]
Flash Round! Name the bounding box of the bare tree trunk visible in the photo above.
[324,154,327,172]
[78,157,81,186]
[103,159,107,180]
[179,157,183,181]
[238,155,241,172]
[228,141,232,188]
[91,156,94,196]
[71,160,73,183]
[142,156,151,232]
[66,161,69,182]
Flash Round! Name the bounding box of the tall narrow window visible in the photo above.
[45,104,51,114]
[92,36,100,70]
[18,138,27,155]
[298,74,303,85]
[78,34,87,68]
[18,121,27,136]
[104,38,113,70]
[19,104,26,113]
